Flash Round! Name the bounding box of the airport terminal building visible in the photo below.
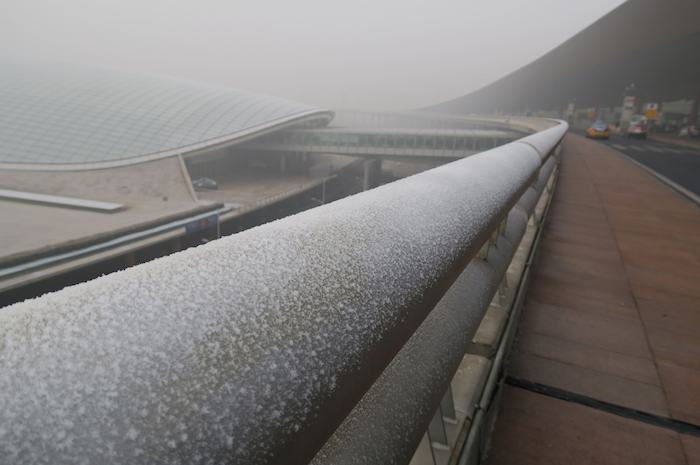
[0,63,519,304]
[0,63,340,301]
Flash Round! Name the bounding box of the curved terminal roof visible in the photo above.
[0,63,333,169]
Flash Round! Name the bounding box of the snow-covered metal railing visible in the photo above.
[0,120,568,465]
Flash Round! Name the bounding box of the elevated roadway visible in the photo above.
[572,129,700,199]
[485,134,700,465]
[240,127,521,162]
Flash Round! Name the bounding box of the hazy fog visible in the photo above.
[1,0,625,110]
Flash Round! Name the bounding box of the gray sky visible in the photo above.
[1,0,626,110]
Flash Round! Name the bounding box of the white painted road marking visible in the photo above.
[629,145,645,151]
[611,144,626,151]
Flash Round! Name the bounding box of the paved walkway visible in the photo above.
[485,134,700,464]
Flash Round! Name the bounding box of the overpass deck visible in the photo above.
[486,134,700,464]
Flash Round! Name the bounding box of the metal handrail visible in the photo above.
[311,130,564,465]
[0,120,567,465]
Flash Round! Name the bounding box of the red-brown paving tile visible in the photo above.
[536,264,629,296]
[484,387,687,465]
[550,217,616,233]
[488,133,700,462]
[621,251,700,277]
[520,301,652,358]
[546,206,612,224]
[528,273,637,308]
[544,223,618,244]
[526,279,637,312]
[548,203,608,222]
[656,362,700,425]
[569,136,700,415]
[634,283,700,304]
[597,191,694,214]
[537,253,627,282]
[539,239,626,266]
[509,352,669,416]
[682,435,700,465]
[605,207,700,236]
[637,296,700,339]
[626,265,700,300]
[609,208,700,234]
[646,328,700,371]
[631,281,700,306]
[516,328,660,385]
[615,235,700,278]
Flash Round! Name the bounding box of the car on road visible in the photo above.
[679,125,699,138]
[626,115,648,139]
[192,177,218,191]
[586,120,610,139]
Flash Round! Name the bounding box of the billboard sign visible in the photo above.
[644,103,659,121]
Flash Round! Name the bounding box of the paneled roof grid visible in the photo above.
[0,63,332,167]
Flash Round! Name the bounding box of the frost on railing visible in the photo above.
[0,121,567,465]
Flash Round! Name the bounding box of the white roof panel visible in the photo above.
[0,63,333,168]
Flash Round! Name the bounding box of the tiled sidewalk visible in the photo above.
[486,134,700,464]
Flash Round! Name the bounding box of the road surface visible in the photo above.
[573,130,700,198]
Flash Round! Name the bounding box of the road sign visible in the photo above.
[621,96,636,126]
[644,103,659,120]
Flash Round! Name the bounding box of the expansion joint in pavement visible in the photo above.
[505,376,700,438]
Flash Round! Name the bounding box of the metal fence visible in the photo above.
[0,119,568,465]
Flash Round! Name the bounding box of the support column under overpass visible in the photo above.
[362,159,383,191]
[280,153,287,174]
[689,86,700,127]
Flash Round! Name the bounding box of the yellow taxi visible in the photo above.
[586,120,610,139]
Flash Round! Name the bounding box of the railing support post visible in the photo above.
[441,385,457,424]
[427,407,449,448]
